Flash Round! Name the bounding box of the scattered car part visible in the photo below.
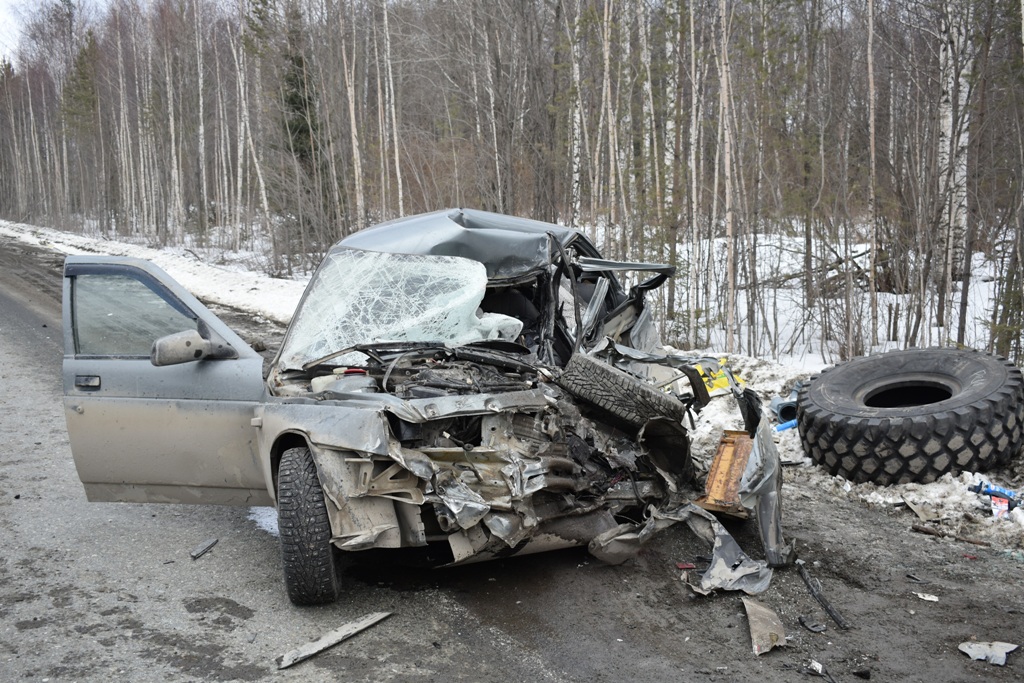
[804,659,840,683]
[277,447,341,606]
[277,612,392,669]
[797,347,1024,485]
[695,430,755,518]
[798,615,827,633]
[795,559,849,630]
[742,597,787,656]
[590,503,775,595]
[957,640,1018,666]
[189,538,218,560]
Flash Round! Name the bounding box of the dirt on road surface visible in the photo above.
[1,236,1022,682]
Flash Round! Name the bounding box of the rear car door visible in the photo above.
[62,256,272,506]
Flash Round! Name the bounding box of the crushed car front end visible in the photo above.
[259,209,792,600]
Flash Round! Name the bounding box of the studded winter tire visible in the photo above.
[277,446,342,606]
[797,348,1024,485]
[556,352,688,429]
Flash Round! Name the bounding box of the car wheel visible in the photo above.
[556,352,688,429]
[277,446,341,606]
[797,348,1024,485]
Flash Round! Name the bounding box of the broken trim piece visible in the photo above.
[276,612,392,669]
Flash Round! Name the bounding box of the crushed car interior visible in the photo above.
[62,208,793,605]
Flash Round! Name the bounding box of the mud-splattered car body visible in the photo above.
[62,209,790,605]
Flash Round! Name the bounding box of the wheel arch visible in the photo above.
[269,431,314,497]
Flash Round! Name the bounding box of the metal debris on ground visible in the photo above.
[189,538,218,560]
[912,592,938,602]
[795,559,849,630]
[741,597,786,656]
[590,503,774,595]
[803,659,839,683]
[276,612,392,669]
[957,640,1018,666]
[798,615,826,633]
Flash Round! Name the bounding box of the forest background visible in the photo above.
[1,0,1023,363]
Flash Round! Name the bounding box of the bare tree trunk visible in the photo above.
[867,0,878,347]
[340,2,365,230]
[719,0,735,353]
[937,1,971,333]
[194,0,209,238]
[563,1,590,230]
[381,0,403,216]
[687,0,705,349]
[164,41,184,243]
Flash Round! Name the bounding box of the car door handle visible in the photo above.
[75,375,101,389]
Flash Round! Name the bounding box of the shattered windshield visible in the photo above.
[277,248,523,370]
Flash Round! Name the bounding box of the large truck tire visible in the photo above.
[797,348,1024,485]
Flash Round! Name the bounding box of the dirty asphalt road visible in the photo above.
[1,237,1022,682]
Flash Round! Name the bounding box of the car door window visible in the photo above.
[73,273,197,356]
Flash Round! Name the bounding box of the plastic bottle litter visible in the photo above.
[968,481,1019,517]
[773,419,797,433]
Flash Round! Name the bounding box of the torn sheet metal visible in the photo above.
[742,597,787,655]
[277,612,392,669]
[744,417,795,567]
[958,641,1018,666]
[589,503,774,595]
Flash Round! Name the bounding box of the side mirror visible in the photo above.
[151,329,213,366]
[151,321,238,366]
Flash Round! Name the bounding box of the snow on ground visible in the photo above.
[0,219,306,325]
[3,217,1021,543]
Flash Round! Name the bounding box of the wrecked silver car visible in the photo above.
[62,208,791,605]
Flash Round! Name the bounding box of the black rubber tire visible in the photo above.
[277,446,341,606]
[556,352,687,428]
[797,347,1024,485]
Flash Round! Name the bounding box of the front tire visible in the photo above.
[277,446,341,606]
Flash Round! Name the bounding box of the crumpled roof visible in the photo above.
[338,208,586,281]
